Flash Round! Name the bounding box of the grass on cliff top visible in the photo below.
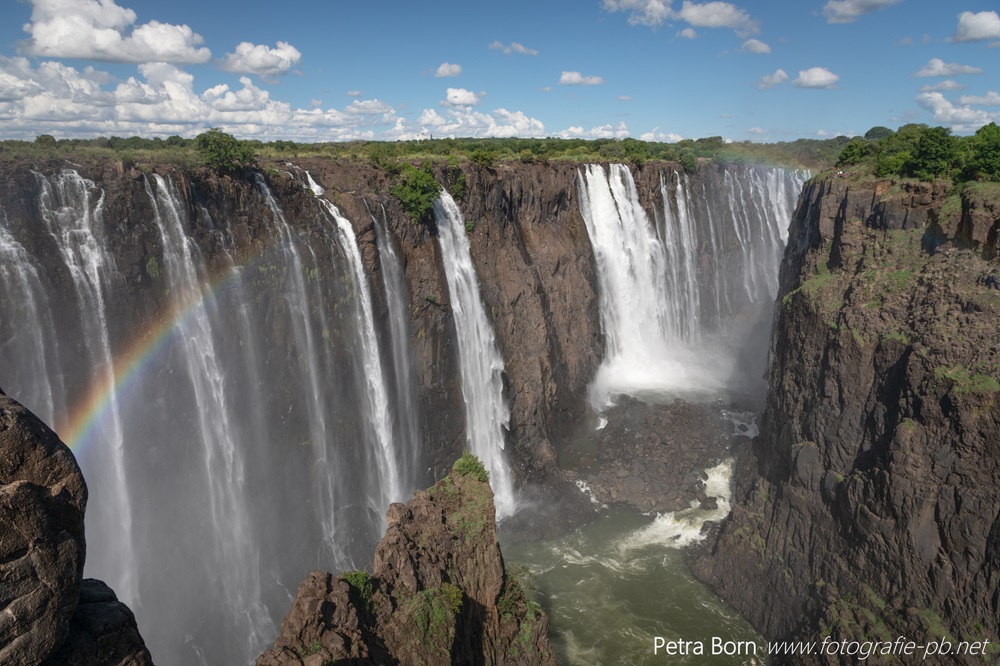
[425,453,493,542]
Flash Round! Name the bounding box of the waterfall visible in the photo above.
[433,191,515,518]
[32,170,138,604]
[145,175,275,653]
[579,163,806,406]
[0,168,418,666]
[367,200,423,492]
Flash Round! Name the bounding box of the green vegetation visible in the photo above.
[145,256,160,279]
[836,122,1000,182]
[342,570,374,612]
[404,586,459,660]
[933,366,1000,395]
[195,128,257,171]
[2,133,847,173]
[440,582,464,615]
[389,163,442,224]
[452,452,489,482]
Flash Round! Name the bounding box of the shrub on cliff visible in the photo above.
[452,452,489,483]
[389,163,442,224]
[195,128,257,171]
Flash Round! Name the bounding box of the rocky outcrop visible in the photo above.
[0,387,152,665]
[692,177,1000,662]
[256,454,556,666]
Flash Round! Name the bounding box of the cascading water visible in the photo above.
[0,169,418,666]
[32,171,137,604]
[578,163,807,406]
[433,191,516,518]
[367,200,423,492]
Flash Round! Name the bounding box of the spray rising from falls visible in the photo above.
[0,169,418,666]
[578,163,806,406]
[433,191,516,518]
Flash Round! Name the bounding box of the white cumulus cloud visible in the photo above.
[435,62,462,77]
[822,0,900,24]
[557,122,630,139]
[914,58,983,78]
[758,69,788,89]
[950,11,1000,43]
[748,126,766,134]
[918,80,965,92]
[488,41,538,56]
[603,0,758,34]
[443,87,480,106]
[559,71,605,86]
[679,27,698,39]
[221,41,302,79]
[640,127,684,142]
[958,91,1000,106]
[916,91,996,132]
[794,67,839,89]
[742,38,770,53]
[21,0,211,64]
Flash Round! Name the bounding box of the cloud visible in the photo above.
[640,127,684,141]
[346,90,363,97]
[916,91,996,132]
[387,106,546,140]
[21,0,211,64]
[679,27,698,38]
[488,41,538,56]
[950,11,1000,43]
[957,91,1000,106]
[822,0,900,24]
[918,80,966,92]
[556,121,630,139]
[793,67,839,89]
[741,38,770,53]
[435,62,463,78]
[897,36,913,46]
[757,68,788,89]
[559,71,605,85]
[602,0,758,34]
[221,41,301,79]
[619,95,632,101]
[914,58,983,77]
[748,126,766,134]
[443,87,480,106]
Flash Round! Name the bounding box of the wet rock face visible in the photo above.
[574,397,740,514]
[0,386,87,665]
[257,458,557,666]
[692,177,1000,660]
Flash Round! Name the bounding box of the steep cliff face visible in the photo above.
[693,177,1000,659]
[256,455,556,666]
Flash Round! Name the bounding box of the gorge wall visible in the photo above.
[693,177,1000,661]
[0,155,803,664]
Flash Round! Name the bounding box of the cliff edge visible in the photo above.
[693,177,1000,663]
[256,453,555,666]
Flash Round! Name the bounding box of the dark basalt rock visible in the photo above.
[0,386,87,664]
[256,457,556,666]
[691,176,1000,663]
[0,387,152,665]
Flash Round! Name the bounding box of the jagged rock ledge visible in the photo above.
[256,453,555,666]
[0,388,152,665]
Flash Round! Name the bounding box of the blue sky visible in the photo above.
[1,0,998,142]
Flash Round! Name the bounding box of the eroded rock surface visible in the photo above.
[257,456,556,666]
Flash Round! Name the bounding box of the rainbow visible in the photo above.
[57,264,247,453]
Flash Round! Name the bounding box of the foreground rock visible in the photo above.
[0,388,152,665]
[257,454,556,666]
[692,177,1000,662]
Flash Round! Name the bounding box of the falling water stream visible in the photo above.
[0,162,805,664]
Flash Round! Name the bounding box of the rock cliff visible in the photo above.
[0,387,152,665]
[256,454,555,666]
[692,178,1000,662]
